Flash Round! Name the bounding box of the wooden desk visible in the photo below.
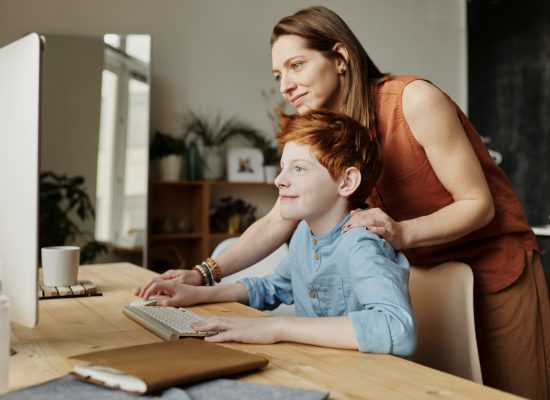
[10,263,519,399]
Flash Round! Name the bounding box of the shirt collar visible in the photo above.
[309,214,351,247]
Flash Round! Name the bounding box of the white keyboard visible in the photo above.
[122,305,219,341]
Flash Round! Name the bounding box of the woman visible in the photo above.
[138,6,549,398]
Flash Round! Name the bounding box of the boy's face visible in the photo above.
[275,142,342,223]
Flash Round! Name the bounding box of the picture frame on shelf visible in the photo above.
[226,147,264,182]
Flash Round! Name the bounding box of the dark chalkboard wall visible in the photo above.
[468,0,550,283]
[468,0,549,225]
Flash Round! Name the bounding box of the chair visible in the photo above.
[409,262,483,384]
[211,238,295,316]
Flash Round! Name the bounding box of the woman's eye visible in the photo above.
[294,166,305,172]
[291,62,303,70]
[274,74,281,82]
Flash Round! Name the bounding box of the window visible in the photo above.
[95,35,150,247]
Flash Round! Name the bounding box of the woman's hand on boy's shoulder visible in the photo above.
[342,208,407,250]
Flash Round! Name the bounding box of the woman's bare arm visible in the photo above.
[399,80,495,247]
[214,198,298,276]
[136,199,297,296]
[345,80,494,249]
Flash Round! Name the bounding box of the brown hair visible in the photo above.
[277,110,380,210]
[271,6,389,132]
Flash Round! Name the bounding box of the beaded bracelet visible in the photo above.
[192,265,207,286]
[202,263,215,286]
[201,262,215,286]
[205,257,222,283]
[192,264,211,286]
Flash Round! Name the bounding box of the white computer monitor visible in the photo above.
[0,33,41,328]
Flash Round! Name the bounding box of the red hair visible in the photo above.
[278,110,380,210]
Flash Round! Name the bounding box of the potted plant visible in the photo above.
[209,196,257,234]
[40,171,108,264]
[149,130,186,180]
[261,142,281,183]
[180,111,263,180]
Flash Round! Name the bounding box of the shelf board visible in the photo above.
[151,180,204,187]
[208,180,275,187]
[209,232,239,239]
[111,245,143,254]
[151,233,203,241]
[151,179,275,187]
[532,225,550,237]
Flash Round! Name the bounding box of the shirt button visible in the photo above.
[309,290,316,298]
[313,253,320,261]
[312,239,317,246]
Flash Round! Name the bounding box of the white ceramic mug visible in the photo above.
[41,246,80,286]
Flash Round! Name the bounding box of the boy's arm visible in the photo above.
[346,235,416,357]
[194,283,250,304]
[274,317,358,348]
[239,251,294,311]
[194,315,359,349]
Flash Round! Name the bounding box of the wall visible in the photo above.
[40,35,103,206]
[1,0,466,266]
[0,0,467,140]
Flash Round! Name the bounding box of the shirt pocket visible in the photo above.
[313,276,346,317]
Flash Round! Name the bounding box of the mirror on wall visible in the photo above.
[40,33,151,266]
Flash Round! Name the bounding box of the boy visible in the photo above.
[143,110,416,356]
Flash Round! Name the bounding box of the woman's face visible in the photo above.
[272,35,344,114]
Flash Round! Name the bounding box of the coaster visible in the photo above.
[38,279,101,299]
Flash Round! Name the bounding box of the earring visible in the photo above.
[339,67,346,75]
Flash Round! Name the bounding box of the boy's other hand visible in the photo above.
[194,316,281,344]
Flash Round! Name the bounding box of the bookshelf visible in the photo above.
[147,180,277,271]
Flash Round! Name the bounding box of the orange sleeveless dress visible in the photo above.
[368,75,538,295]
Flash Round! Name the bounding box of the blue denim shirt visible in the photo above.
[240,214,416,357]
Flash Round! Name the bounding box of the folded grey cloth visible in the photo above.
[1,375,329,400]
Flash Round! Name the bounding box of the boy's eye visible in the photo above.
[274,74,281,82]
[294,166,305,172]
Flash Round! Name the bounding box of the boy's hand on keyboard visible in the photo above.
[194,316,281,345]
[140,280,202,307]
[135,268,203,298]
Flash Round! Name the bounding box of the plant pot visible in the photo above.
[186,142,203,180]
[227,214,241,235]
[203,146,224,180]
[158,155,183,180]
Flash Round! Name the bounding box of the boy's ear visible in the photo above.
[337,167,361,198]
